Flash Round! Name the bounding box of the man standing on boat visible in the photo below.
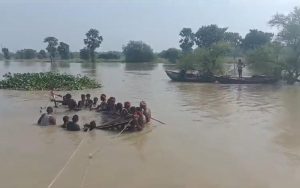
[237,59,245,78]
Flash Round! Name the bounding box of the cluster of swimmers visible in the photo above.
[37,93,151,132]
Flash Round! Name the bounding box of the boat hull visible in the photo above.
[216,76,278,84]
[165,70,216,83]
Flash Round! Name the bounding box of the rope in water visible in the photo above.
[47,132,89,188]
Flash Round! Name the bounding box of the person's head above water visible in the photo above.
[81,94,86,101]
[86,94,91,99]
[100,94,106,102]
[116,103,123,111]
[140,101,147,109]
[63,116,69,123]
[72,115,79,123]
[65,93,72,99]
[130,106,136,114]
[93,97,98,104]
[124,101,131,109]
[46,106,53,114]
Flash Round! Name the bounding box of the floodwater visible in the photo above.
[1,61,300,188]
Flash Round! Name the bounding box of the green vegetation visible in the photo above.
[159,48,182,63]
[123,41,154,62]
[98,51,122,60]
[2,48,10,59]
[83,29,103,62]
[178,43,230,75]
[57,42,70,60]
[0,72,101,90]
[241,30,273,51]
[15,49,37,59]
[44,37,58,63]
[179,28,195,53]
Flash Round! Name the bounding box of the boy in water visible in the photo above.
[66,115,80,131]
[95,94,108,111]
[37,107,56,126]
[61,116,69,128]
[83,121,97,132]
[77,94,86,108]
[85,94,93,108]
[140,101,151,123]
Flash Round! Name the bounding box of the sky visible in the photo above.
[0,0,299,52]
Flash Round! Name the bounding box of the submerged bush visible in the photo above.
[0,72,101,90]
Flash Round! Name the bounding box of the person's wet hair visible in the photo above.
[93,97,98,103]
[116,103,123,111]
[136,107,142,112]
[72,115,79,123]
[100,94,106,101]
[124,101,131,109]
[130,106,136,113]
[46,106,53,114]
[86,94,91,98]
[81,94,86,99]
[65,93,72,99]
[63,116,69,123]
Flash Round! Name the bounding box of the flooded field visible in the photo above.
[1,61,300,188]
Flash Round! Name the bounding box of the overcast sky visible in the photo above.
[0,0,298,52]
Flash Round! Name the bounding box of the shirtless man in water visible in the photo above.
[37,107,56,126]
[140,101,151,123]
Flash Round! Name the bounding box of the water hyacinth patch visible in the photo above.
[0,72,101,90]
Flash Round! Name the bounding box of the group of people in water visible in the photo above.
[37,92,151,132]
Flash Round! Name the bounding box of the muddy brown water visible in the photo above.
[1,61,300,188]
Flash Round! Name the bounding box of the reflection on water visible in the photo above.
[1,61,300,188]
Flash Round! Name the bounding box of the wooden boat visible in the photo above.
[216,75,278,84]
[165,70,216,83]
[96,120,130,131]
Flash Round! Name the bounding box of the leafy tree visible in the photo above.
[80,48,90,60]
[179,28,195,53]
[178,43,230,75]
[84,29,103,62]
[57,42,70,59]
[15,49,37,59]
[246,43,283,78]
[44,37,58,63]
[123,41,154,62]
[241,30,273,51]
[159,48,182,63]
[37,50,47,59]
[224,32,243,59]
[268,7,300,84]
[98,51,122,60]
[194,25,227,48]
[2,48,10,59]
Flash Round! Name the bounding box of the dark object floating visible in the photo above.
[216,75,278,84]
[165,70,216,83]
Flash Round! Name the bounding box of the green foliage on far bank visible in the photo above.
[0,72,101,90]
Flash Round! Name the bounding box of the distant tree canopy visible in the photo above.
[15,49,37,59]
[80,48,90,60]
[178,43,230,75]
[2,48,10,59]
[37,50,47,59]
[123,41,154,62]
[241,29,274,51]
[84,29,103,62]
[194,25,228,48]
[44,37,58,63]
[159,48,182,63]
[179,28,195,53]
[57,42,70,59]
[98,51,122,60]
[268,7,300,84]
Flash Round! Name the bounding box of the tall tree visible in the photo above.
[241,29,273,51]
[123,41,154,62]
[37,50,47,59]
[269,7,300,83]
[179,28,195,53]
[224,32,243,59]
[44,37,58,63]
[84,29,103,62]
[57,42,70,59]
[1,48,10,59]
[159,48,182,63]
[194,25,227,48]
